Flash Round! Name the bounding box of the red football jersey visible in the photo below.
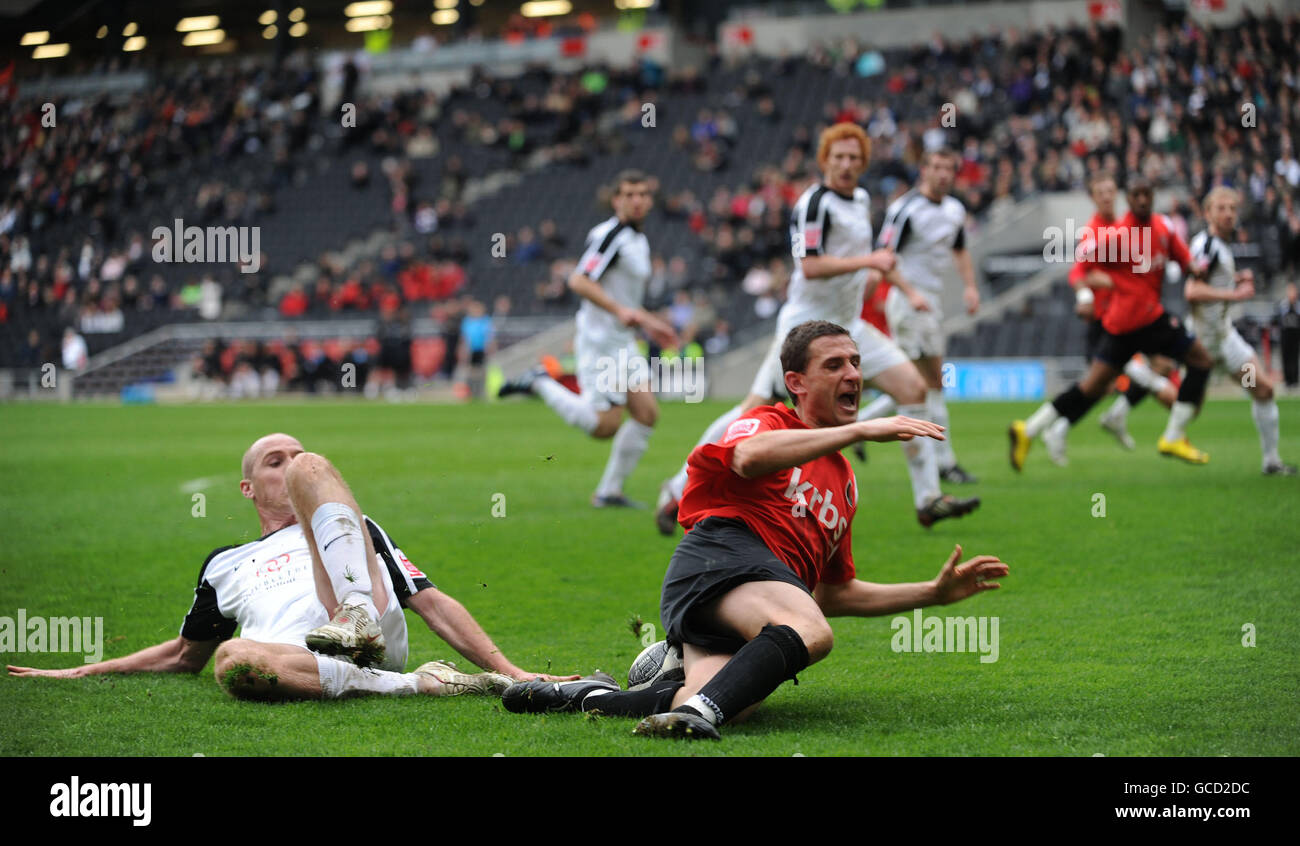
[677,404,858,590]
[1093,212,1195,335]
[1070,212,1116,319]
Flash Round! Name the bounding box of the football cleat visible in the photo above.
[940,464,978,483]
[917,494,981,529]
[1158,436,1209,465]
[1099,408,1136,450]
[1008,420,1031,472]
[1262,460,1297,476]
[414,661,514,697]
[497,365,548,398]
[305,596,385,667]
[501,673,620,714]
[592,494,645,509]
[654,481,679,536]
[627,639,685,691]
[851,442,868,464]
[633,711,721,741]
[1042,420,1069,467]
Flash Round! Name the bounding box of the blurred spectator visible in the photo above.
[459,298,496,399]
[377,304,414,391]
[1276,283,1300,389]
[61,327,88,372]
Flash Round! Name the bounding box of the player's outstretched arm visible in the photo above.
[7,636,219,679]
[404,588,578,683]
[568,271,680,349]
[883,266,932,312]
[954,248,980,314]
[732,416,945,479]
[1185,273,1253,304]
[815,545,1008,617]
[801,248,895,280]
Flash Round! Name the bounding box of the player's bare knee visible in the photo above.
[896,381,926,406]
[798,619,834,664]
[592,418,621,439]
[629,402,658,427]
[214,640,282,699]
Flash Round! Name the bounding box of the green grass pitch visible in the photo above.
[1,397,1297,756]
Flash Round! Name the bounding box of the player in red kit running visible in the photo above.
[1040,173,1179,464]
[1011,178,1215,469]
[503,321,1009,740]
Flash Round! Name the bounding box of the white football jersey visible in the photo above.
[1187,229,1238,333]
[878,189,967,295]
[181,517,431,672]
[575,216,652,347]
[787,183,874,326]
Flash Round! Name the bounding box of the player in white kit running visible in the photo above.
[499,170,680,508]
[8,433,578,700]
[654,124,978,533]
[857,149,980,484]
[1185,188,1294,475]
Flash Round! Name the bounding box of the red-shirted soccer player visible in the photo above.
[503,320,1009,740]
[1011,178,1215,469]
[1038,173,1179,465]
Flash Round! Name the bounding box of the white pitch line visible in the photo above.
[179,475,233,494]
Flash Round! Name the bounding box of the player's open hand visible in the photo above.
[856,415,945,443]
[932,544,1008,605]
[513,670,581,683]
[7,664,88,679]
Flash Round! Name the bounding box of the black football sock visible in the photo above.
[1051,385,1102,424]
[674,624,809,726]
[1124,383,1150,407]
[1178,366,1210,405]
[578,680,682,716]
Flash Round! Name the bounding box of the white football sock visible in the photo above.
[1252,398,1281,464]
[534,375,599,434]
[315,654,418,699]
[857,393,896,421]
[1124,358,1154,389]
[1123,358,1173,395]
[1162,401,1197,443]
[310,502,378,619]
[595,419,654,498]
[668,403,745,500]
[898,402,940,509]
[1048,416,1071,441]
[1024,401,1061,438]
[1104,394,1131,424]
[926,389,957,471]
